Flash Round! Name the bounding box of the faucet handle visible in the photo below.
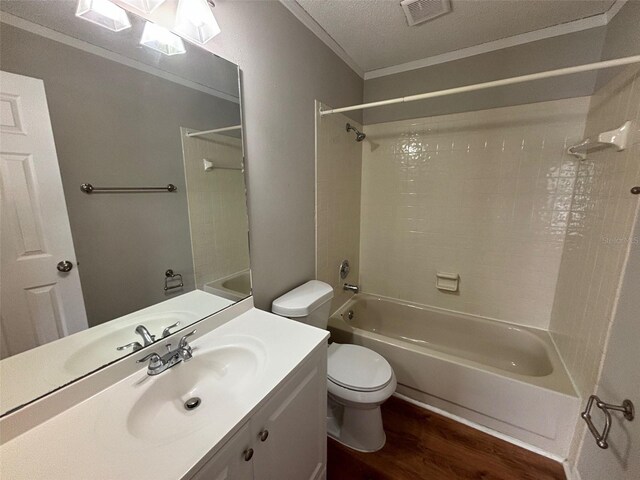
[178,329,196,348]
[116,341,143,352]
[137,352,162,369]
[162,321,181,338]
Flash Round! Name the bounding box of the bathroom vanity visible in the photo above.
[0,299,329,479]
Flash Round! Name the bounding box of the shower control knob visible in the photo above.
[57,260,73,273]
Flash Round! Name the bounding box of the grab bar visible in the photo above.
[581,395,634,449]
[80,183,177,194]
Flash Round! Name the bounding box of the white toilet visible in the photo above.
[272,280,396,452]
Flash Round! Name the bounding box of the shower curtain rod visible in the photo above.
[186,125,242,137]
[319,55,640,116]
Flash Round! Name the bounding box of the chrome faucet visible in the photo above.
[343,283,359,294]
[135,325,156,346]
[137,330,196,376]
[116,324,157,352]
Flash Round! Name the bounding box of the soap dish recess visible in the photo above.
[436,272,459,292]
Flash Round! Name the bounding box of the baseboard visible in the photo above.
[562,461,582,480]
[393,392,566,463]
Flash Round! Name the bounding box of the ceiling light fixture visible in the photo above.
[119,0,167,14]
[139,21,186,56]
[75,0,132,32]
[174,0,221,45]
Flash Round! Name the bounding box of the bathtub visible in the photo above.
[328,294,580,457]
[203,270,251,301]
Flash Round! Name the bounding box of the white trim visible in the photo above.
[0,12,240,104]
[284,0,628,81]
[563,460,584,480]
[605,0,629,22]
[364,15,607,80]
[393,392,566,463]
[279,1,364,78]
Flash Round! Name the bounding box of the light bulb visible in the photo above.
[75,0,131,32]
[120,0,167,14]
[139,22,186,56]
[174,0,221,45]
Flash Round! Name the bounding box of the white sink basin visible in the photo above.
[112,335,266,443]
[62,311,200,376]
[1,308,330,480]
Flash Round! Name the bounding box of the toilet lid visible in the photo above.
[327,343,393,392]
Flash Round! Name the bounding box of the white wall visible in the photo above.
[181,130,249,288]
[358,98,589,328]
[550,65,640,400]
[315,103,362,312]
[205,1,363,309]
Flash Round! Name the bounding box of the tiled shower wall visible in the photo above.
[550,65,640,402]
[359,98,589,329]
[315,103,362,312]
[181,129,250,289]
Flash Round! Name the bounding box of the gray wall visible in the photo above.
[596,0,640,89]
[1,24,241,326]
[363,27,607,124]
[206,2,364,310]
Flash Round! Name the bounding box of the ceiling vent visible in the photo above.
[401,0,451,26]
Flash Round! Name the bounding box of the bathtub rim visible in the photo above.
[336,291,558,333]
[329,293,577,398]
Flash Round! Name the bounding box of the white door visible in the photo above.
[0,70,88,358]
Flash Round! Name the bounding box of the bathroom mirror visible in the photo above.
[0,1,250,415]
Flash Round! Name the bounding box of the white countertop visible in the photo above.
[0,308,328,480]
[1,290,234,415]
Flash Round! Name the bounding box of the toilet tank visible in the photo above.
[272,280,334,329]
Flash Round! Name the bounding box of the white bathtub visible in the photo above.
[203,270,251,301]
[328,294,580,457]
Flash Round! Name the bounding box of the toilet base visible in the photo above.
[327,396,387,452]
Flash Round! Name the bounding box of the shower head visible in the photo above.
[346,123,366,142]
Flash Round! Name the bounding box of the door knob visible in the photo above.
[57,260,73,272]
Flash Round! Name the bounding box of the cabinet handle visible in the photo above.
[243,448,254,461]
[259,429,269,442]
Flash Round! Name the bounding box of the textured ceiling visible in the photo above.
[295,0,617,72]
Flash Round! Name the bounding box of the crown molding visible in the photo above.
[605,0,628,22]
[364,15,609,80]
[283,0,628,81]
[279,0,364,78]
[0,12,240,103]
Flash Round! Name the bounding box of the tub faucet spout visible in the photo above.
[343,283,359,294]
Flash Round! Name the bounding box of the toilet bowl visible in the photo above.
[272,280,396,452]
[327,343,396,452]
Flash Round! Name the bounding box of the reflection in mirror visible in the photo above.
[0,1,250,415]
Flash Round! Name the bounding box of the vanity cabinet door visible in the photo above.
[188,423,254,480]
[251,349,327,480]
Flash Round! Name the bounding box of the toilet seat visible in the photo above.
[327,343,393,392]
